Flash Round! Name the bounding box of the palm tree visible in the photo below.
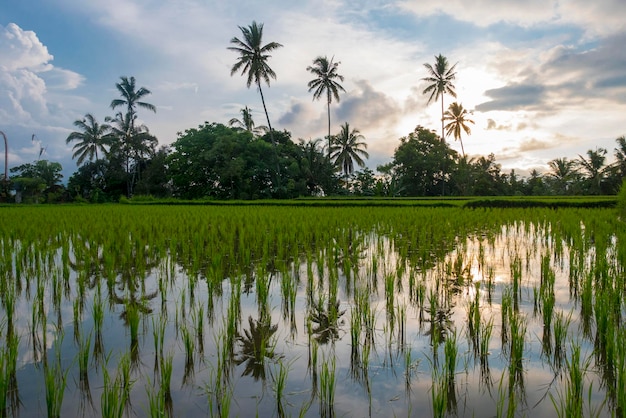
[422,54,457,141]
[547,157,577,194]
[577,148,608,194]
[228,106,268,136]
[106,111,157,197]
[307,56,346,157]
[614,135,626,179]
[443,102,473,158]
[229,21,283,144]
[330,122,369,184]
[66,113,111,165]
[110,76,156,128]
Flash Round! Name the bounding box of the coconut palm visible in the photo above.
[66,113,112,165]
[614,136,626,179]
[330,122,369,183]
[422,54,458,141]
[228,106,268,136]
[110,76,156,127]
[229,21,283,144]
[307,56,346,157]
[577,148,608,194]
[547,157,577,194]
[443,102,473,157]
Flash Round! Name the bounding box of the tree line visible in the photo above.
[4,21,626,203]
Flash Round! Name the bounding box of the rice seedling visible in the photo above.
[101,355,132,418]
[430,362,447,418]
[44,340,69,418]
[272,359,290,417]
[552,310,571,371]
[319,354,336,416]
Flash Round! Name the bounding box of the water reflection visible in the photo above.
[2,208,625,417]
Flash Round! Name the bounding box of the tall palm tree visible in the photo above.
[330,122,369,184]
[66,113,111,165]
[422,54,457,141]
[307,56,346,157]
[228,106,268,136]
[443,102,473,158]
[110,76,156,128]
[229,21,283,144]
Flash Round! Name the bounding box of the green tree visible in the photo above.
[229,106,268,136]
[229,21,283,144]
[306,56,346,157]
[10,160,64,202]
[66,113,112,165]
[387,126,455,196]
[330,123,369,185]
[443,102,473,158]
[298,138,338,195]
[422,54,457,141]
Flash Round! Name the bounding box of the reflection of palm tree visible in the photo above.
[307,56,346,157]
[229,21,283,143]
[443,102,473,158]
[309,298,346,344]
[330,123,369,185]
[235,316,278,381]
[422,54,457,141]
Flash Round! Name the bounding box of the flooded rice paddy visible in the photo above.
[0,205,624,417]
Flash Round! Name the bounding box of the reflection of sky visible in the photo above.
[2,220,619,417]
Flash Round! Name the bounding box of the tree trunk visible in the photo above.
[440,94,445,142]
[257,82,274,145]
[327,91,332,159]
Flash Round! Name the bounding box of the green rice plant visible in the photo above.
[152,315,167,359]
[272,360,290,417]
[501,286,512,351]
[181,324,195,385]
[443,330,458,382]
[44,342,69,418]
[100,355,132,418]
[319,355,336,416]
[508,312,526,398]
[549,342,601,418]
[552,311,571,371]
[430,364,447,418]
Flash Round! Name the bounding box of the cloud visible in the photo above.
[0,23,53,71]
[518,138,551,152]
[476,83,546,112]
[397,0,626,36]
[335,80,402,131]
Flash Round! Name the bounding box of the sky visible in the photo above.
[1,0,626,182]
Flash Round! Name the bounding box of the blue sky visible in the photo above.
[1,0,626,182]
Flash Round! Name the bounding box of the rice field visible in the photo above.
[0,205,624,417]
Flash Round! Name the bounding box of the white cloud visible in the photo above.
[397,0,626,35]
